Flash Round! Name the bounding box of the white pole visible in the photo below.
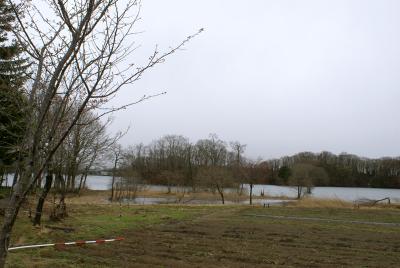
[8,237,124,251]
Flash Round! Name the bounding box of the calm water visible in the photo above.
[247,184,400,202]
[123,197,288,205]
[2,174,400,203]
[84,175,400,203]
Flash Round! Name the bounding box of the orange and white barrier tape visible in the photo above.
[8,237,124,251]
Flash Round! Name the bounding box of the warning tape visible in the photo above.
[8,237,124,251]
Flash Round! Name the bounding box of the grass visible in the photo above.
[9,203,207,244]
[289,196,400,210]
[66,189,255,204]
[242,206,400,225]
[0,186,11,199]
[6,203,212,267]
[2,193,400,267]
[288,197,354,208]
[65,189,295,208]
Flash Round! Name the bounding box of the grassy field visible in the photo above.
[3,199,400,267]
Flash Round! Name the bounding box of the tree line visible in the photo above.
[112,134,267,204]
[269,151,400,189]
[114,137,400,192]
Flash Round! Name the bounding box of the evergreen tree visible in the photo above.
[278,166,291,184]
[0,0,28,166]
[0,0,27,89]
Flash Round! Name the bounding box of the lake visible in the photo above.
[84,175,400,203]
[248,184,400,202]
[2,174,400,203]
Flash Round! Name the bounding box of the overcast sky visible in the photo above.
[107,0,400,160]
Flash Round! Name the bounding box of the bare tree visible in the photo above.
[196,166,234,204]
[110,144,122,201]
[32,110,118,226]
[229,141,246,195]
[289,163,326,199]
[0,0,201,264]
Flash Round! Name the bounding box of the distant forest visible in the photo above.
[117,134,400,189]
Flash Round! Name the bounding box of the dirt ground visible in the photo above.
[8,205,395,268]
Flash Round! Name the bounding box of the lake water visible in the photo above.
[2,174,400,203]
[247,184,400,203]
[123,197,288,205]
[84,175,400,203]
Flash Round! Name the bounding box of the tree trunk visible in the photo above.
[306,186,312,195]
[249,183,253,205]
[110,153,119,201]
[11,171,18,190]
[82,173,88,190]
[167,184,171,194]
[110,170,116,201]
[0,182,26,267]
[77,173,85,195]
[66,174,71,191]
[71,175,76,192]
[216,184,224,204]
[32,173,53,226]
[0,170,4,187]
[50,175,67,221]
[239,183,244,196]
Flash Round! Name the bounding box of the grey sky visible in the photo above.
[107,0,400,159]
